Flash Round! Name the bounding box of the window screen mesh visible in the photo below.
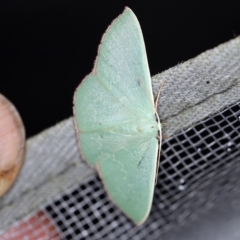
[44,100,240,240]
[0,36,240,239]
[1,100,239,240]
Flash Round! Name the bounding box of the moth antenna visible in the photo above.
[154,80,166,112]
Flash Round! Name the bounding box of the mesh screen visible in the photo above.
[39,100,239,239]
[1,97,240,240]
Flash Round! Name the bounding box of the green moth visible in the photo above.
[73,7,161,225]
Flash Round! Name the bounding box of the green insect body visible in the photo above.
[73,7,161,225]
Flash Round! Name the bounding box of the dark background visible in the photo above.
[0,1,239,137]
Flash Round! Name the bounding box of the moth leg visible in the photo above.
[155,112,161,185]
[154,81,165,185]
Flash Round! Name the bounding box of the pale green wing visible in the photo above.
[97,137,158,225]
[95,8,154,117]
[74,74,158,166]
